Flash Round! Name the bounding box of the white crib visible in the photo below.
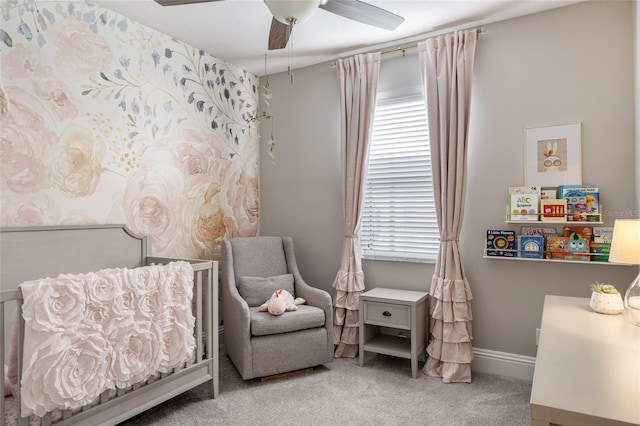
[0,224,218,426]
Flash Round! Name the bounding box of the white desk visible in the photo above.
[531,295,640,426]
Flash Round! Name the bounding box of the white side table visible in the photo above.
[359,287,429,378]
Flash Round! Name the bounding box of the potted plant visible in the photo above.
[589,281,624,314]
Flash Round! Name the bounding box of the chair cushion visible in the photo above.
[250,305,326,336]
[238,274,295,307]
[230,237,288,279]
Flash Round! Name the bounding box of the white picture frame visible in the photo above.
[524,123,582,187]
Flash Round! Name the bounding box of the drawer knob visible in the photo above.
[383,311,392,317]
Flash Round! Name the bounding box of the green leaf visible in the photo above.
[1,29,13,48]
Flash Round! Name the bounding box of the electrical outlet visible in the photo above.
[536,328,541,346]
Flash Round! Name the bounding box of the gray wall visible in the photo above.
[260,0,637,358]
[635,0,640,207]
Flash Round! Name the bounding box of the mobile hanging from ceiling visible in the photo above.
[152,0,405,50]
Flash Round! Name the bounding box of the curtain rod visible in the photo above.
[379,26,488,57]
[334,26,488,63]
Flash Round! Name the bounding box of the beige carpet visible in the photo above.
[119,342,532,426]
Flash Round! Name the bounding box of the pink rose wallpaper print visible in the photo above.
[0,1,260,259]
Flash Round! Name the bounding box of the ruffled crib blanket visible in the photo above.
[10,261,196,418]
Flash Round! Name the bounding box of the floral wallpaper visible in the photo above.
[0,0,260,259]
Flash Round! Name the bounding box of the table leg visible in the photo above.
[411,356,418,378]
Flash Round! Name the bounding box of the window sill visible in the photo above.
[362,255,436,265]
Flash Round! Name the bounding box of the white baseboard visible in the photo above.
[218,326,535,382]
[471,347,536,382]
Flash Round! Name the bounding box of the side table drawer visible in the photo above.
[364,301,410,329]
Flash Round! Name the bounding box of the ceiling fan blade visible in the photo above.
[268,18,291,50]
[320,0,404,31]
[153,0,223,6]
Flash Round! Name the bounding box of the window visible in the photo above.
[360,88,439,262]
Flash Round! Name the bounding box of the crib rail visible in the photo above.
[1,258,218,426]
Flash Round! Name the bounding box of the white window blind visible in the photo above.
[360,89,439,262]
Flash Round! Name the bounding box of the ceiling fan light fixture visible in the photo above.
[264,0,322,25]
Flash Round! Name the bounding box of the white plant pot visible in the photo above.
[589,292,624,315]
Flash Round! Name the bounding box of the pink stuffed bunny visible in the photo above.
[259,289,305,315]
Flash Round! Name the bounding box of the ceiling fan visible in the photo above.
[153,0,405,50]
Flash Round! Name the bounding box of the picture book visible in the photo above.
[545,236,568,260]
[486,230,516,257]
[518,235,544,259]
[520,226,557,236]
[593,227,614,243]
[509,186,541,195]
[558,185,599,222]
[540,187,557,200]
[591,242,611,262]
[563,226,593,241]
[584,191,600,221]
[563,189,587,221]
[540,199,567,222]
[564,233,590,261]
[508,187,539,221]
[557,185,599,198]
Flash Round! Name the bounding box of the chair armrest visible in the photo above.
[295,276,333,360]
[281,237,333,324]
[220,240,253,376]
[222,280,251,331]
[294,275,333,337]
[295,278,332,311]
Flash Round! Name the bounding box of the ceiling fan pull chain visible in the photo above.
[268,119,276,164]
[287,18,295,85]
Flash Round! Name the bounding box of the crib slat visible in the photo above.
[209,262,219,398]
[16,297,27,426]
[196,270,203,363]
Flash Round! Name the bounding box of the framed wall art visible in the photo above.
[524,123,582,187]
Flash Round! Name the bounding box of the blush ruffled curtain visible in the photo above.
[332,52,381,358]
[418,30,477,383]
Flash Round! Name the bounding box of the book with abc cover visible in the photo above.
[508,186,540,221]
[518,235,544,259]
[486,230,516,257]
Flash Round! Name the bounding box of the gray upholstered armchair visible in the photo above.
[221,237,333,380]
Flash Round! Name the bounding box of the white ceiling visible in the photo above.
[94,0,585,76]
